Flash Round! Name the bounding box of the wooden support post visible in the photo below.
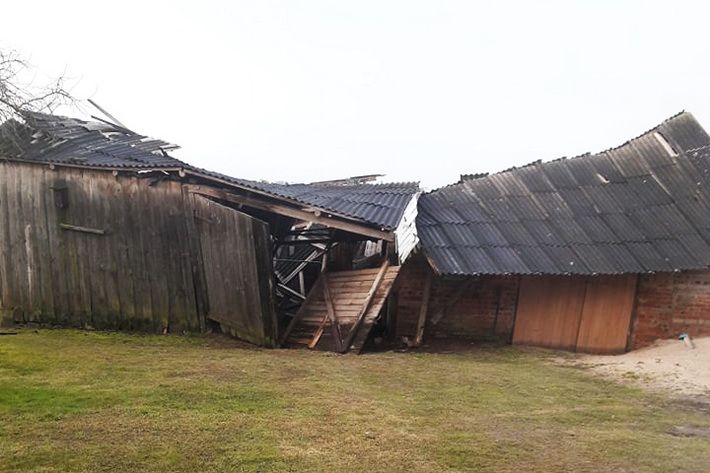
[414,270,433,347]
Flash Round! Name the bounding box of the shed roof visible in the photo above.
[0,111,418,230]
[418,112,710,275]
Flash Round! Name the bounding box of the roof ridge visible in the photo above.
[430,111,690,195]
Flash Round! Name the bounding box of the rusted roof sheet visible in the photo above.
[0,111,418,230]
[418,112,710,275]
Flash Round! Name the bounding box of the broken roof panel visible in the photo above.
[418,111,710,275]
[0,111,419,231]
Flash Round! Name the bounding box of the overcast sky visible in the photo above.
[4,1,710,189]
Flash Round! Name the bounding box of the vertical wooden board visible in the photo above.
[512,276,586,350]
[109,174,136,329]
[82,172,110,328]
[141,178,169,332]
[97,175,122,328]
[181,188,208,331]
[252,218,277,345]
[102,175,129,328]
[32,167,55,321]
[575,275,637,354]
[168,181,200,332]
[8,163,29,319]
[58,169,86,326]
[41,167,70,324]
[152,185,180,333]
[125,176,154,330]
[0,162,12,311]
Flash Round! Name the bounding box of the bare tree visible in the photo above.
[0,49,74,152]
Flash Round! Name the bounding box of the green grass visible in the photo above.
[1,329,709,472]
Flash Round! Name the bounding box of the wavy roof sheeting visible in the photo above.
[418,112,710,275]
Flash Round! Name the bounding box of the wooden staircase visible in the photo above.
[280,263,400,353]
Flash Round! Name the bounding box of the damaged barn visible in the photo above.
[0,111,420,352]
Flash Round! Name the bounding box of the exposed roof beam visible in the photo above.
[186,185,394,241]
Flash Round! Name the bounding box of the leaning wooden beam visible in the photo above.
[321,275,344,351]
[187,185,394,241]
[340,260,390,353]
[279,277,322,347]
[414,270,433,347]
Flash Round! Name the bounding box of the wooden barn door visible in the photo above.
[512,276,586,351]
[191,195,277,346]
[575,275,637,354]
[513,275,637,354]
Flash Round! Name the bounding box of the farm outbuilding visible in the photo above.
[0,111,420,350]
[395,112,710,354]
[4,108,710,355]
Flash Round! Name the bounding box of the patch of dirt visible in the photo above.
[568,337,710,398]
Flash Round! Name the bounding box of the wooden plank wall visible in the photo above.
[0,162,202,333]
[192,195,277,346]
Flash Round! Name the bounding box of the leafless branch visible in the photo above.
[0,48,75,153]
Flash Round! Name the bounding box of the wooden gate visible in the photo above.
[512,275,637,354]
[192,195,277,346]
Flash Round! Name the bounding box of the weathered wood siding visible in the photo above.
[0,162,276,344]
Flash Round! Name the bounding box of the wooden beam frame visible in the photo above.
[186,185,394,241]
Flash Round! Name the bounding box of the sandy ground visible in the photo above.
[572,337,710,398]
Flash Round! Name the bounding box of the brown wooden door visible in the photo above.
[513,274,637,354]
[575,275,637,354]
[192,196,277,346]
[512,276,586,350]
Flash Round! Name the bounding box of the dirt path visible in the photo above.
[573,337,710,397]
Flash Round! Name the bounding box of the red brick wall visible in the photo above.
[632,270,710,349]
[394,255,519,342]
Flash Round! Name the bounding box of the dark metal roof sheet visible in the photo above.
[418,111,710,275]
[0,111,418,230]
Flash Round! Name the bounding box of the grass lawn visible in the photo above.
[1,329,709,472]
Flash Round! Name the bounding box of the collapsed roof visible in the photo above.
[0,111,418,231]
[418,112,710,275]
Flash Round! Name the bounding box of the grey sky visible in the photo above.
[4,1,710,189]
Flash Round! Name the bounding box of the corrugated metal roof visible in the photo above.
[0,111,418,230]
[419,111,710,275]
